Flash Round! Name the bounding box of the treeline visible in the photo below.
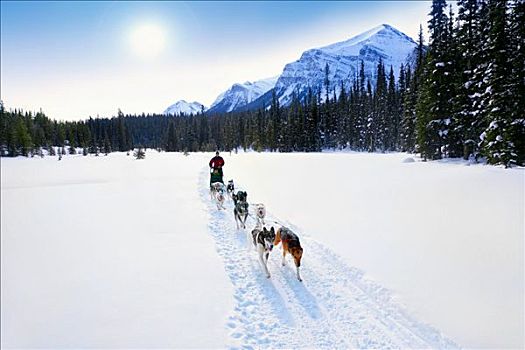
[0,105,135,156]
[1,0,523,166]
[412,0,524,166]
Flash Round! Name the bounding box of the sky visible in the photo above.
[1,1,432,121]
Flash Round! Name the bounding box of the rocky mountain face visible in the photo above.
[206,76,278,114]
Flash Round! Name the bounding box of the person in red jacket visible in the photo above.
[209,151,225,185]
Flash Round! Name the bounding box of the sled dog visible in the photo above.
[232,190,247,206]
[210,182,226,210]
[234,200,249,229]
[226,180,235,199]
[255,203,266,225]
[251,225,276,278]
[274,227,303,282]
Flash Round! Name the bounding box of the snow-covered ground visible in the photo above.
[1,151,523,349]
[1,153,232,348]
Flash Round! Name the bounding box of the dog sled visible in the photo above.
[210,168,224,187]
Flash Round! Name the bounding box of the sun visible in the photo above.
[129,23,166,59]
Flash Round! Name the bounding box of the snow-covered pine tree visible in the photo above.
[103,131,111,155]
[386,65,398,151]
[416,0,455,160]
[134,147,145,159]
[479,0,516,166]
[336,81,350,149]
[402,25,425,153]
[354,61,368,150]
[446,5,463,158]
[166,121,177,152]
[117,111,129,152]
[267,90,281,151]
[15,117,32,156]
[505,0,525,164]
[370,59,387,152]
[89,135,99,156]
[469,0,491,155]
[456,0,482,159]
[397,63,407,151]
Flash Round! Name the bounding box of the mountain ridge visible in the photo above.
[164,24,418,115]
[206,76,278,114]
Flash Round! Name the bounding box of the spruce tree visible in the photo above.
[166,121,177,151]
[505,0,525,164]
[479,0,516,166]
[401,25,425,153]
[456,0,482,159]
[15,117,32,156]
[416,0,455,159]
[386,66,398,150]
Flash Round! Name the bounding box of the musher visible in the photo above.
[209,151,225,186]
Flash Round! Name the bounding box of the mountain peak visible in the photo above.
[207,76,278,114]
[164,100,206,115]
[317,24,416,56]
[374,23,416,44]
[268,24,418,107]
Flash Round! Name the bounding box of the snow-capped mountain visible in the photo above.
[165,24,417,114]
[249,24,418,109]
[164,100,206,115]
[206,76,278,114]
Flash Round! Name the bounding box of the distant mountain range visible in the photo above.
[164,100,205,115]
[164,24,418,116]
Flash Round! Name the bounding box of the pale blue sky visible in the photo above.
[1,1,432,120]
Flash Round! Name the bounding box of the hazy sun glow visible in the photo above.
[129,23,166,59]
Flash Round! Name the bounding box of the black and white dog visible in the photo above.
[226,180,235,199]
[232,190,247,206]
[233,191,248,229]
[251,225,276,278]
[210,182,226,210]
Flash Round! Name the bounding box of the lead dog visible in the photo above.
[210,182,226,210]
[274,227,303,282]
[251,225,276,278]
[255,203,266,225]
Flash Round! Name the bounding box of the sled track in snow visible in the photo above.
[199,168,459,349]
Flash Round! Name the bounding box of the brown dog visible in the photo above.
[274,227,303,282]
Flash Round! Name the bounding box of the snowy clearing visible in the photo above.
[1,151,523,349]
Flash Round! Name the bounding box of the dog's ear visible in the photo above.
[270,227,275,234]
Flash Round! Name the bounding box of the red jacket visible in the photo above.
[209,156,225,169]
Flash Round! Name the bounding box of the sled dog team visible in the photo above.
[210,179,303,282]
